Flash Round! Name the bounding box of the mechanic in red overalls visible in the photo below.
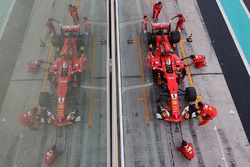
[44,145,60,166]
[68,4,79,24]
[171,14,186,31]
[18,108,38,130]
[190,54,206,69]
[142,16,150,33]
[197,102,217,126]
[45,18,60,36]
[153,2,163,20]
[178,140,195,160]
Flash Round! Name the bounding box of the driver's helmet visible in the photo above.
[61,62,69,76]
[63,62,68,68]
[166,58,171,65]
[166,58,173,73]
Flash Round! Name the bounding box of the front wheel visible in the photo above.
[147,32,156,51]
[39,92,50,107]
[185,87,197,102]
[51,34,63,48]
[169,31,181,44]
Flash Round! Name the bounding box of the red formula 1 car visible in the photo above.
[26,24,86,127]
[146,20,217,125]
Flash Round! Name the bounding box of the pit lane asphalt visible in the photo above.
[197,0,250,142]
[0,0,35,114]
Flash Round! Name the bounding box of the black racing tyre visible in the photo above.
[51,34,63,48]
[79,34,85,46]
[181,68,186,80]
[74,72,82,88]
[152,69,162,80]
[169,31,181,44]
[39,92,50,107]
[77,34,85,53]
[185,87,197,102]
[147,32,155,51]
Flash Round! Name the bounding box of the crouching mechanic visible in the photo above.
[182,101,217,126]
[18,107,39,130]
[178,140,195,160]
[44,145,61,166]
[156,101,217,126]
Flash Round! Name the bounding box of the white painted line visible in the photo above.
[216,0,250,76]
[122,83,153,93]
[119,19,142,27]
[12,133,24,167]
[0,0,16,40]
[81,85,106,91]
[240,0,250,19]
[214,126,229,167]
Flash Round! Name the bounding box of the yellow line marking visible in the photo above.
[76,0,80,8]
[137,97,144,100]
[197,95,203,99]
[150,0,155,8]
[179,39,202,122]
[40,44,53,91]
[88,38,97,128]
[179,40,195,87]
[135,36,150,126]
[33,44,53,128]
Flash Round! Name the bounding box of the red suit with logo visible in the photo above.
[153,3,163,20]
[44,146,59,166]
[179,141,195,160]
[68,5,79,24]
[198,103,217,126]
[171,14,186,31]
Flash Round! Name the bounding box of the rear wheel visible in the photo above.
[79,34,85,46]
[185,87,197,102]
[169,31,181,44]
[75,34,85,56]
[73,72,81,88]
[51,34,63,48]
[147,32,156,51]
[39,92,50,107]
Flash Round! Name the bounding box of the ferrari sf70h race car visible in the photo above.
[40,24,85,126]
[21,24,86,128]
[145,20,217,125]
